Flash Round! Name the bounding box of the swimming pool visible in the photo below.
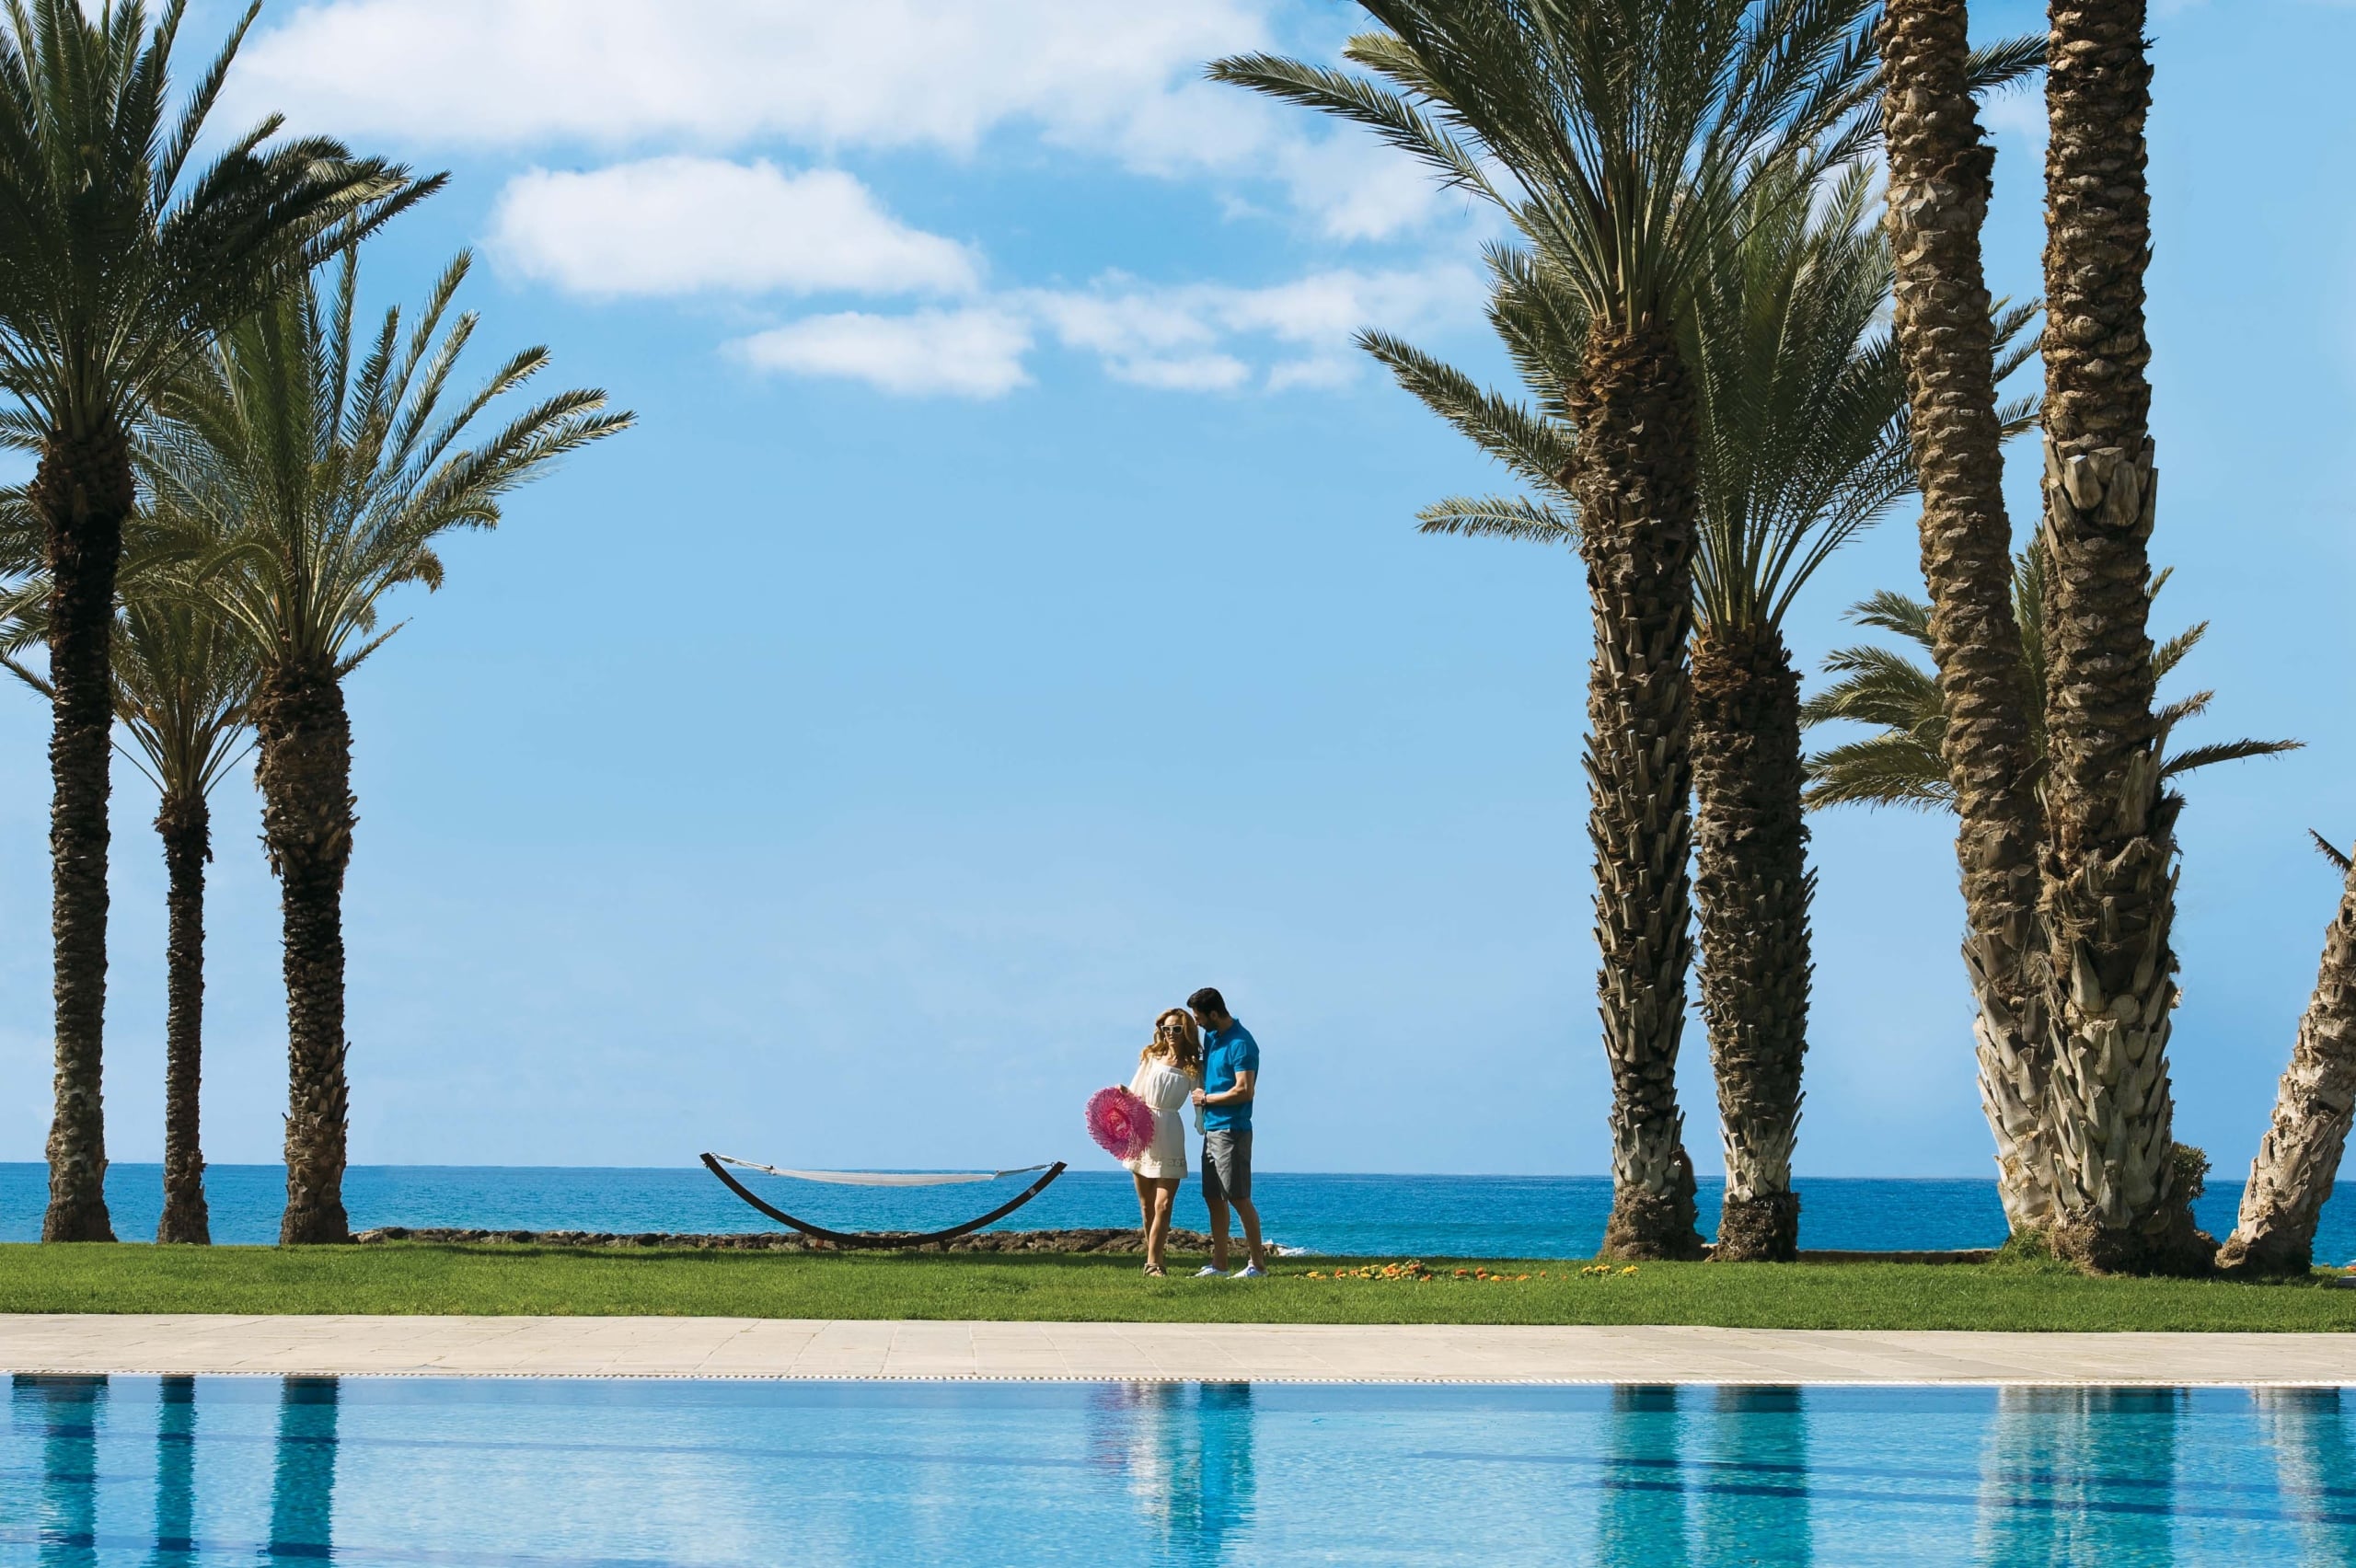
[5,1376,2349,1564]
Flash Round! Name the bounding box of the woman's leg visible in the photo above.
[1147,1180,1177,1272]
[1132,1172,1155,1259]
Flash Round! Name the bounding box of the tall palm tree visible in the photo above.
[1214,0,1892,1261]
[113,588,257,1244]
[1369,163,1966,1259]
[2216,834,2356,1276]
[2035,0,2202,1274]
[1877,0,2053,1239]
[2,548,259,1246]
[0,0,429,1241]
[1803,545,2296,812]
[145,248,632,1243]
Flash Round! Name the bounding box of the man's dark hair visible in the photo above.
[1187,986,1228,1018]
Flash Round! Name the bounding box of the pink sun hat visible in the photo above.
[1084,1085,1156,1162]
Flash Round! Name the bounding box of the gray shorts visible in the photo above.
[1201,1129,1252,1207]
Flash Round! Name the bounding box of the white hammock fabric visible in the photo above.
[713,1154,1056,1187]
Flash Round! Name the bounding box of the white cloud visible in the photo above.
[1111,354,1253,392]
[237,1,1263,152]
[1266,134,1450,244]
[1021,265,1481,387]
[237,0,1446,243]
[734,309,1032,398]
[730,263,1482,399]
[489,158,978,299]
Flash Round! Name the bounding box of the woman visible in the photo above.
[1126,1008,1201,1276]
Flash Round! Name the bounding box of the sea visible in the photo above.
[4,1162,2351,1261]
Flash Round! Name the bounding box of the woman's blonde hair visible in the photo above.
[1141,1008,1203,1077]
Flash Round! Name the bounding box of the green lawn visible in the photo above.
[2,1243,2352,1331]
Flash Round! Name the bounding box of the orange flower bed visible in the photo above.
[1297,1260,1639,1283]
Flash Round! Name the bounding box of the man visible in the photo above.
[1186,986,1265,1277]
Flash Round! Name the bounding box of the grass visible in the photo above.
[1,1243,2353,1332]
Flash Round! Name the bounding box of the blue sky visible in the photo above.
[2,0,2351,1183]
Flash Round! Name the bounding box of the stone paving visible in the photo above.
[3,1314,2352,1384]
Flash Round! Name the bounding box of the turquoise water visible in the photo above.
[5,1376,2351,1564]
[5,1163,2352,1261]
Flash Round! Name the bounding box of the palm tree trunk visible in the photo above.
[30,423,131,1244]
[258,661,357,1245]
[156,791,213,1245]
[1877,0,2055,1236]
[1692,624,1809,1262]
[2035,0,2208,1275]
[1573,319,1705,1262]
[2215,859,2356,1276]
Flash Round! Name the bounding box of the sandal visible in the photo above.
[1143,1263,1166,1277]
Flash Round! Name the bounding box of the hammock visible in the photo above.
[710,1154,1056,1187]
[699,1151,1067,1249]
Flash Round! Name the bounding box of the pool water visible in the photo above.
[5,1377,2350,1564]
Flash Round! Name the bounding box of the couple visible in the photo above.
[1123,986,1266,1279]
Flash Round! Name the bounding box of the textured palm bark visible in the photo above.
[1877,0,2055,1235]
[258,663,357,1245]
[2216,859,2356,1275]
[156,793,213,1245]
[2036,0,2208,1275]
[1571,321,1705,1262]
[31,424,131,1244]
[1692,626,1809,1262]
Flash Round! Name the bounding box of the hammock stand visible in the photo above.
[699,1152,1068,1249]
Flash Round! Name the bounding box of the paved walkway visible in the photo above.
[4,1315,2352,1384]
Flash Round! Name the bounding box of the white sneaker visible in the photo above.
[1233,1264,1266,1278]
[1194,1264,1225,1277]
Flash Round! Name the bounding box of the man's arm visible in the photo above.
[1194,1068,1255,1108]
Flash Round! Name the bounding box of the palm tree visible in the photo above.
[1877,0,2054,1239]
[0,0,429,1241]
[2,549,259,1246]
[1803,544,2296,812]
[2217,836,2356,1276]
[1369,163,1977,1260]
[1214,0,1893,1261]
[145,248,632,1243]
[2035,0,2201,1274]
[113,589,257,1244]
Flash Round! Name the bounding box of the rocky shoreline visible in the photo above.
[353,1226,1212,1254]
[351,1228,1998,1264]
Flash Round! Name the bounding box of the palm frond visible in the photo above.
[1217,0,1888,338]
[1808,542,2293,816]
[143,244,633,681]
[1359,326,1574,491]
[1801,732,1954,812]
[1415,494,1576,544]
[2160,737,2302,778]
[0,0,438,439]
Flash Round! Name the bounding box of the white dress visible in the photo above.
[1122,1058,1194,1181]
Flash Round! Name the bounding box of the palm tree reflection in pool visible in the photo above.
[1973,1388,2180,1564]
[1599,1385,1691,1566]
[1701,1386,1809,1564]
[14,1375,104,1562]
[2253,1388,2353,1563]
[270,1378,340,1561]
[156,1376,198,1559]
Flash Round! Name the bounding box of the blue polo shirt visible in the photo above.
[1201,1021,1260,1133]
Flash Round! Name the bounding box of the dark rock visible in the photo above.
[349,1226,1216,1255]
